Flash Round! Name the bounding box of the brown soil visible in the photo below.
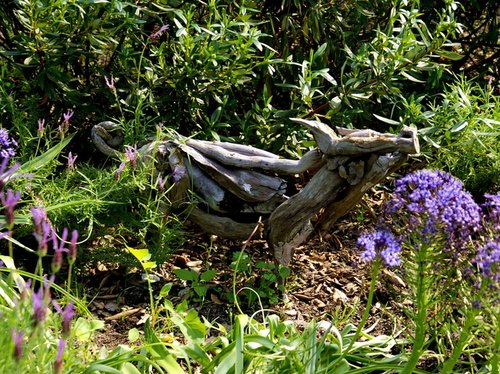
[80,192,409,351]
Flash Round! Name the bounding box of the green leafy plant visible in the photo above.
[229,251,289,307]
[415,76,500,195]
[174,267,218,302]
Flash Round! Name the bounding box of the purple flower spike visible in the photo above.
[1,189,21,226]
[483,193,500,232]
[357,229,402,267]
[474,241,500,283]
[63,110,74,124]
[0,128,17,160]
[158,175,166,192]
[11,329,24,361]
[67,152,77,169]
[125,145,138,169]
[54,338,66,374]
[68,229,78,264]
[38,118,46,135]
[51,228,68,273]
[0,157,21,190]
[32,287,48,325]
[115,162,126,180]
[53,300,75,338]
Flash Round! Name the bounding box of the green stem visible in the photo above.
[441,308,478,373]
[343,261,382,357]
[491,309,500,374]
[402,244,430,374]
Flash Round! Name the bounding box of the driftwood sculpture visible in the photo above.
[92,119,419,265]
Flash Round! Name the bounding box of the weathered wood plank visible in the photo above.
[178,143,287,202]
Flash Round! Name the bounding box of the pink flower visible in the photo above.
[67,152,77,169]
[105,76,115,90]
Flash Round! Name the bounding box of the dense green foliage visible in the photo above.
[0,0,499,372]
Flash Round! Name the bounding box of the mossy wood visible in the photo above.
[92,119,419,265]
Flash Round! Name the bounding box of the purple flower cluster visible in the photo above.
[384,169,481,251]
[357,229,402,267]
[473,241,499,283]
[483,193,500,232]
[0,128,17,160]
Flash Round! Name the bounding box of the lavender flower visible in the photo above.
[53,301,75,338]
[59,110,74,134]
[104,75,115,90]
[68,229,78,264]
[0,157,21,191]
[67,152,77,169]
[0,128,17,160]
[384,170,481,252]
[357,229,402,267]
[157,175,166,192]
[51,228,68,273]
[1,189,21,226]
[125,145,138,169]
[115,162,126,180]
[32,286,48,325]
[473,241,500,282]
[63,110,74,124]
[11,329,24,361]
[32,207,52,256]
[150,24,169,39]
[38,118,46,136]
[54,338,66,374]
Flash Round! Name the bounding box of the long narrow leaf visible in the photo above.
[17,134,74,175]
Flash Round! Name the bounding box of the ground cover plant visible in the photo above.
[0,0,499,372]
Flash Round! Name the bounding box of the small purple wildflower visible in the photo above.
[125,145,138,169]
[59,110,74,134]
[68,229,78,264]
[31,206,53,256]
[357,229,402,267]
[63,110,74,124]
[11,329,24,361]
[54,338,66,374]
[473,241,500,283]
[32,286,48,325]
[53,300,75,338]
[1,189,21,226]
[0,157,21,191]
[0,157,22,191]
[384,170,481,252]
[105,76,115,90]
[67,152,77,169]
[0,128,17,160]
[38,118,46,136]
[483,193,500,232]
[158,175,166,192]
[115,162,126,180]
[150,24,169,39]
[172,165,187,183]
[51,228,68,273]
